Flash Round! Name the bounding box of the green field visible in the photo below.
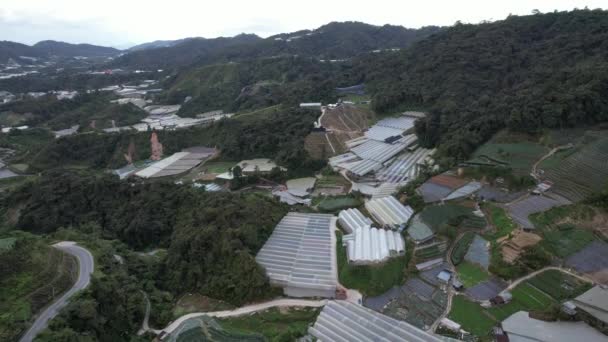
[451,232,475,265]
[527,270,591,300]
[449,269,589,337]
[487,283,556,321]
[202,161,237,174]
[336,231,410,296]
[471,141,549,175]
[414,244,445,261]
[483,204,516,240]
[218,307,319,341]
[456,261,490,287]
[317,195,362,212]
[448,296,496,337]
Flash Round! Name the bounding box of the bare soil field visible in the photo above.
[320,104,374,132]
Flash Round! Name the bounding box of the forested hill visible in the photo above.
[360,9,608,160]
[0,40,120,63]
[110,22,442,70]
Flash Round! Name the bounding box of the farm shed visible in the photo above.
[501,311,606,342]
[135,149,213,178]
[308,300,443,342]
[255,213,337,298]
[407,215,434,244]
[365,196,414,228]
[572,286,608,327]
[342,226,405,264]
[338,208,373,233]
[286,177,316,197]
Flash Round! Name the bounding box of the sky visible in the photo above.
[0,0,605,48]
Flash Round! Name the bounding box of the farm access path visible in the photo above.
[20,242,94,342]
[159,298,327,335]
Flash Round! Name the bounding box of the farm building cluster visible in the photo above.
[327,112,436,199]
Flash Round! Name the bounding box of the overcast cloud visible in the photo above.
[0,0,605,48]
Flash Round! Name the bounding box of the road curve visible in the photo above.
[161,298,327,335]
[20,241,94,342]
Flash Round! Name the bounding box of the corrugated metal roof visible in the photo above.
[255,213,336,295]
[573,286,608,324]
[365,196,414,227]
[308,300,443,342]
[365,126,404,141]
[351,139,409,164]
[338,208,373,234]
[502,311,607,342]
[370,183,400,199]
[341,159,383,177]
[377,148,435,183]
[343,226,405,264]
[328,152,359,167]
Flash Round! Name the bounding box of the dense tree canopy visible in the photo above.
[355,9,608,160]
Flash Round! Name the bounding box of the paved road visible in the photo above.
[161,298,327,335]
[20,242,94,342]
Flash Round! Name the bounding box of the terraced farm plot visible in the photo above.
[471,142,549,175]
[527,270,591,300]
[451,232,475,265]
[414,242,447,261]
[317,195,362,212]
[541,225,596,258]
[304,131,352,159]
[487,283,556,321]
[383,285,447,329]
[543,135,608,202]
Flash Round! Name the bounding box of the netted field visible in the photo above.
[543,135,608,202]
[419,204,480,231]
[464,235,490,269]
[505,193,571,229]
[383,283,447,329]
[414,242,447,261]
[317,195,362,212]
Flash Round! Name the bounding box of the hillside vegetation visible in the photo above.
[358,9,608,160]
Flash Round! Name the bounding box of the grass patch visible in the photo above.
[173,293,235,318]
[234,105,282,123]
[483,204,516,240]
[448,296,496,337]
[336,231,410,296]
[202,161,237,174]
[457,261,490,287]
[218,307,319,341]
[451,232,475,265]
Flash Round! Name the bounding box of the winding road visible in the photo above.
[19,242,94,342]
